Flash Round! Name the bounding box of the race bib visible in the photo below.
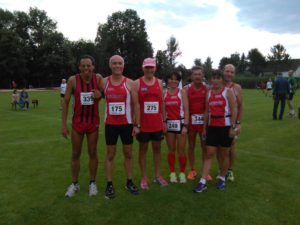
[167,120,181,132]
[109,102,125,115]
[80,92,94,105]
[191,114,204,125]
[144,101,159,114]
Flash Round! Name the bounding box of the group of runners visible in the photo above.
[61,55,243,199]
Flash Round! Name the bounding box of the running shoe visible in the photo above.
[206,174,213,182]
[187,170,197,180]
[179,172,187,184]
[226,170,235,182]
[216,179,226,190]
[154,176,168,187]
[169,172,178,183]
[140,177,149,190]
[105,184,115,199]
[193,182,207,193]
[89,182,98,196]
[126,181,139,195]
[65,183,80,198]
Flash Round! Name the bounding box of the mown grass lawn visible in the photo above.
[0,89,299,225]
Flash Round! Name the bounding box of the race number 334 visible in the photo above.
[144,102,159,114]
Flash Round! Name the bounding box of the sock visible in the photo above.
[200,178,206,185]
[219,176,226,181]
[228,168,232,172]
[179,154,187,173]
[73,181,78,185]
[107,181,113,186]
[89,180,95,184]
[168,152,175,172]
[298,108,300,118]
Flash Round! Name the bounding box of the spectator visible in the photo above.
[272,74,290,120]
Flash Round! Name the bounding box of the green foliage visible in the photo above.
[267,43,292,74]
[0,90,299,225]
[95,9,153,79]
[247,48,266,76]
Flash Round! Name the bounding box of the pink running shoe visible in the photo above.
[140,177,149,190]
[154,176,168,187]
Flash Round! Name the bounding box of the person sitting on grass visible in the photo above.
[20,88,29,110]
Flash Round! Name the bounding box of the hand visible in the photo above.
[62,126,70,139]
[92,89,101,99]
[163,122,167,134]
[132,127,140,136]
[229,127,236,138]
[181,126,188,135]
[236,124,241,135]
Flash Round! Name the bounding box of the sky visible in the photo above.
[1,0,300,68]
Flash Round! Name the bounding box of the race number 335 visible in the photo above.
[80,92,94,105]
[144,102,159,114]
[109,102,125,115]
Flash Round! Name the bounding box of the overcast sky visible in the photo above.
[1,0,300,68]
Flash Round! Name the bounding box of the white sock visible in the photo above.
[219,176,226,181]
[200,178,206,185]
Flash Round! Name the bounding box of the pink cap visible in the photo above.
[142,58,156,67]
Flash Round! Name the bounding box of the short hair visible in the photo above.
[192,66,203,71]
[211,69,223,79]
[166,71,181,82]
[78,55,95,66]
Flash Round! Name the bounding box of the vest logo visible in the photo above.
[141,87,148,92]
[107,87,114,91]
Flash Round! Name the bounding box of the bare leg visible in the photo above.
[123,144,133,179]
[71,129,84,182]
[139,142,148,179]
[201,146,216,180]
[86,130,99,181]
[106,145,116,182]
[188,131,196,171]
[152,140,162,177]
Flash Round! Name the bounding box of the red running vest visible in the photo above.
[104,76,132,125]
[138,77,163,132]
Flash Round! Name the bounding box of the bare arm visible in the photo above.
[61,76,75,138]
[227,89,237,137]
[159,79,167,133]
[181,88,189,135]
[202,91,209,136]
[235,84,244,122]
[130,79,141,136]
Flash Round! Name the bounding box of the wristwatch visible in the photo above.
[134,124,141,128]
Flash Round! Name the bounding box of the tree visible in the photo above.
[267,43,291,74]
[95,9,153,78]
[247,48,266,76]
[155,50,171,79]
[203,57,213,78]
[193,58,202,66]
[165,36,182,67]
[219,53,240,69]
[237,53,247,73]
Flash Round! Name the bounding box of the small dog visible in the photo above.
[32,99,39,108]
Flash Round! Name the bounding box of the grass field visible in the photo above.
[0,89,299,225]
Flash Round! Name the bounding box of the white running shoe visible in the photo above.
[65,183,80,197]
[179,172,187,183]
[89,182,98,196]
[170,172,178,183]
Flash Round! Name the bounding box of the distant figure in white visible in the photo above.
[266,78,273,97]
[60,78,67,109]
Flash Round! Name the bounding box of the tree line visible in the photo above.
[0,7,292,88]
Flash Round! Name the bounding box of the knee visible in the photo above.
[88,149,98,159]
[124,151,132,160]
[72,151,81,160]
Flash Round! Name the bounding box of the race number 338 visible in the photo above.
[109,102,125,115]
[80,92,94,105]
[144,102,159,114]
